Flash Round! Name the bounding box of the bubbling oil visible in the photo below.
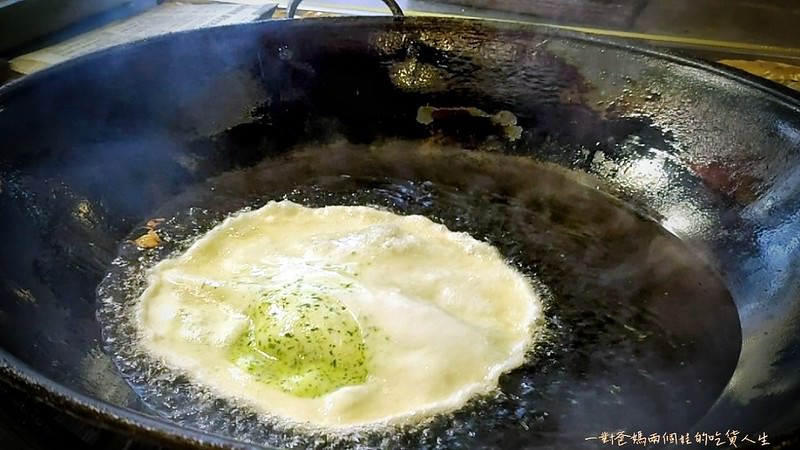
[97,140,741,449]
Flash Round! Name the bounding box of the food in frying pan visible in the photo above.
[133,218,166,249]
[133,200,543,428]
[95,142,741,446]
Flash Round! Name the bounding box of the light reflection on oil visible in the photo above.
[618,157,669,191]
[388,59,445,91]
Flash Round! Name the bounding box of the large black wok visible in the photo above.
[0,4,799,449]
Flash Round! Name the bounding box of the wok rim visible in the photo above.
[0,15,798,448]
[2,16,800,108]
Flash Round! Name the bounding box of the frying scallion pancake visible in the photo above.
[137,200,542,429]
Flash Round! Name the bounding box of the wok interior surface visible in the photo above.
[97,141,740,448]
[0,16,798,448]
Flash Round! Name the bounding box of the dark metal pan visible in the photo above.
[0,1,798,448]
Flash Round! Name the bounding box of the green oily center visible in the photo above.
[228,286,368,398]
